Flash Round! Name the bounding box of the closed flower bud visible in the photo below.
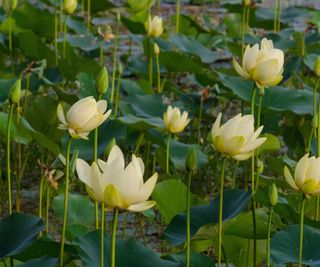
[118,63,123,75]
[76,145,158,211]
[145,15,164,37]
[233,38,284,89]
[57,96,111,139]
[9,78,21,104]
[244,0,251,6]
[284,154,320,197]
[314,56,320,78]
[186,147,197,172]
[4,0,18,12]
[211,113,266,161]
[163,105,190,134]
[154,43,160,55]
[96,67,109,95]
[257,159,264,174]
[312,115,318,129]
[269,183,278,206]
[64,0,77,14]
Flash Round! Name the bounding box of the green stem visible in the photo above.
[148,38,153,87]
[255,95,263,191]
[94,94,102,230]
[100,41,104,66]
[22,73,30,117]
[59,0,63,32]
[62,14,67,58]
[54,0,58,66]
[46,186,50,234]
[298,195,306,267]
[111,208,119,267]
[241,5,247,59]
[166,134,172,175]
[266,206,273,267]
[307,127,314,153]
[251,87,257,115]
[245,6,250,33]
[87,0,91,28]
[100,203,105,267]
[39,175,45,236]
[175,0,181,33]
[59,137,72,267]
[110,15,119,104]
[218,157,227,267]
[122,212,129,238]
[274,0,278,32]
[9,11,13,69]
[114,68,121,118]
[197,96,204,144]
[6,104,15,215]
[186,171,192,267]
[157,0,161,14]
[316,78,320,153]
[156,54,161,93]
[277,0,281,32]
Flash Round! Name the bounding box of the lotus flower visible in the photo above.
[233,38,284,88]
[76,145,158,212]
[163,105,190,134]
[57,96,111,139]
[211,113,266,160]
[145,15,163,37]
[284,154,320,197]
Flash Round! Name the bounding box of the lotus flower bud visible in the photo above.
[244,0,251,6]
[64,0,77,14]
[9,78,21,104]
[145,15,164,37]
[96,67,109,95]
[314,56,320,78]
[186,147,197,172]
[233,38,284,89]
[116,12,121,22]
[154,43,160,55]
[163,105,190,134]
[284,154,320,197]
[211,113,266,161]
[312,115,318,129]
[76,145,158,211]
[269,183,278,206]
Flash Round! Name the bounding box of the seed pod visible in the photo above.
[96,67,109,95]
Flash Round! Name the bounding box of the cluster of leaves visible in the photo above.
[1,0,320,266]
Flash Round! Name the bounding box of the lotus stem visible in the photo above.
[87,0,91,29]
[241,5,247,59]
[111,208,119,267]
[54,0,58,66]
[274,0,278,32]
[218,157,227,267]
[156,53,161,93]
[197,96,204,144]
[6,104,15,215]
[316,78,320,220]
[110,13,120,104]
[59,137,72,267]
[266,206,273,267]
[186,170,192,267]
[62,14,68,58]
[148,38,153,87]
[114,66,121,118]
[46,186,51,234]
[175,0,180,33]
[100,41,104,66]
[38,175,45,236]
[94,94,102,230]
[166,134,172,175]
[298,194,306,267]
[100,203,105,267]
[277,0,281,32]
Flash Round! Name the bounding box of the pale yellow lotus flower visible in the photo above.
[64,0,77,14]
[284,154,320,197]
[163,105,190,134]
[76,145,158,212]
[57,96,111,140]
[211,113,266,161]
[145,15,164,37]
[233,38,284,88]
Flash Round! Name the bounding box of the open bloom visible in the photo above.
[76,145,158,212]
[57,96,111,139]
[145,15,163,37]
[163,105,190,134]
[211,113,266,161]
[284,154,320,197]
[233,38,284,88]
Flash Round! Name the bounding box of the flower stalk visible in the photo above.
[100,203,105,267]
[59,137,72,267]
[186,170,192,267]
[111,208,119,267]
[110,12,120,104]
[166,134,172,175]
[299,195,306,267]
